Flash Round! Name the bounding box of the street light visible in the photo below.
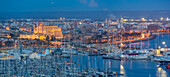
[162,42,166,50]
[158,46,161,49]
[121,43,123,46]
[162,42,165,45]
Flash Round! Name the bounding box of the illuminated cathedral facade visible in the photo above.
[20,22,63,40]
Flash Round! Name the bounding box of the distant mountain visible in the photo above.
[0,10,170,19]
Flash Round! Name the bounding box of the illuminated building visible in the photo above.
[147,24,160,31]
[6,27,10,30]
[6,22,10,30]
[19,26,32,31]
[0,34,11,38]
[141,18,146,21]
[160,17,163,21]
[20,34,39,39]
[123,19,128,22]
[117,18,125,30]
[20,22,63,40]
[167,17,169,21]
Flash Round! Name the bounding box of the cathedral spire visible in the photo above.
[37,21,39,34]
[7,21,9,27]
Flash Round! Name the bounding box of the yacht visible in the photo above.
[62,54,71,58]
[158,52,170,64]
[62,48,78,55]
[120,49,150,60]
[0,50,20,60]
[88,51,99,56]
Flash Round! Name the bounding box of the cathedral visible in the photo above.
[20,22,63,40]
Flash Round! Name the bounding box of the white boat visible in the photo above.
[62,54,70,58]
[96,71,105,76]
[152,51,170,62]
[120,49,150,60]
[62,47,78,55]
[29,52,41,59]
[132,54,149,60]
[157,52,170,64]
[0,50,21,60]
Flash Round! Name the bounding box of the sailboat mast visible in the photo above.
[108,33,110,53]
[140,40,142,50]
[120,33,122,52]
[129,37,131,50]
[19,38,22,54]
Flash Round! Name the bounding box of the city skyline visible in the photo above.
[0,0,170,77]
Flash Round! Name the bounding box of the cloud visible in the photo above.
[88,0,98,7]
[79,0,88,4]
[78,0,98,7]
[51,2,54,5]
[108,14,116,19]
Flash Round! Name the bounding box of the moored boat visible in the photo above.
[166,63,170,69]
[88,51,99,56]
[159,60,170,64]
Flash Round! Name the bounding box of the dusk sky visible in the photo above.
[0,0,170,12]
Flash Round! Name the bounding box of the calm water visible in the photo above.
[127,34,170,49]
[66,34,170,77]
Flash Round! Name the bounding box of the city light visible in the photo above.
[158,46,161,49]
[160,17,163,21]
[167,17,169,21]
[162,42,165,45]
[141,18,145,21]
[0,0,170,76]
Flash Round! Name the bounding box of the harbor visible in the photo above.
[0,34,170,77]
[0,2,170,76]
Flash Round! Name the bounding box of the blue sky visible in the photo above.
[0,0,170,12]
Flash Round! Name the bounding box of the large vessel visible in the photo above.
[158,52,170,64]
[120,49,151,60]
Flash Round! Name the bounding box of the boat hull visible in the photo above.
[159,61,170,64]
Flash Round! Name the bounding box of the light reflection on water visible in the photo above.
[66,34,170,77]
[120,64,125,77]
[130,60,133,69]
[126,34,170,49]
[69,55,170,77]
[156,67,167,77]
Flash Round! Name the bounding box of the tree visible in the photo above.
[0,41,2,47]
[46,35,49,41]
[10,33,15,38]
[51,35,56,41]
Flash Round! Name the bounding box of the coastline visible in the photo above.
[121,34,157,44]
[120,32,170,44]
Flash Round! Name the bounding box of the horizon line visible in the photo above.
[1,10,170,13]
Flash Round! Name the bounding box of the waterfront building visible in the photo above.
[19,26,32,31]
[165,23,170,30]
[117,19,125,31]
[147,24,161,31]
[20,22,63,40]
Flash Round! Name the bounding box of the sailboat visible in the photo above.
[158,52,170,64]
[103,33,121,60]
[120,38,152,60]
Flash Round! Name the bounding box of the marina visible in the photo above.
[0,1,170,76]
[0,34,170,77]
